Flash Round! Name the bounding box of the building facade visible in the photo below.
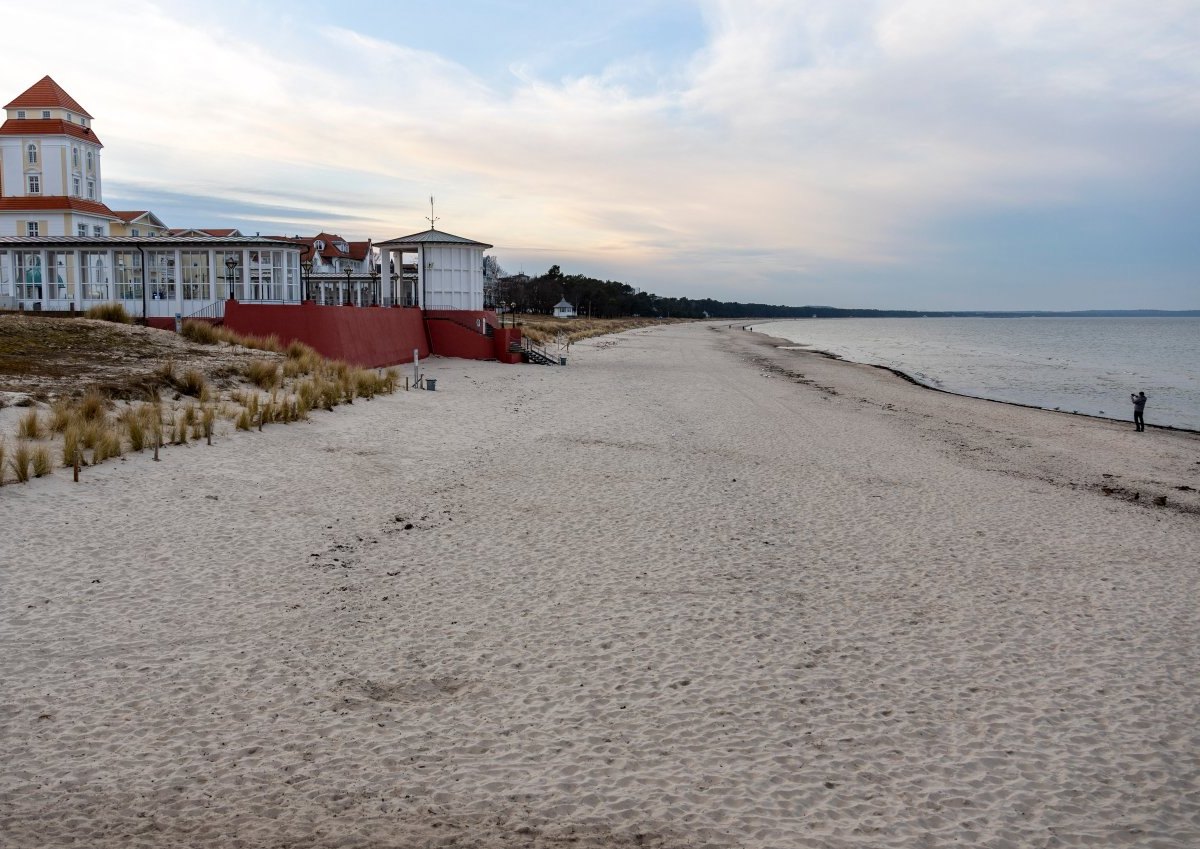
[0,76,118,238]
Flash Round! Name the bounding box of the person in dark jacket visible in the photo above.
[1131,391,1148,432]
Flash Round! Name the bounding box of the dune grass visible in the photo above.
[85,302,133,324]
[517,314,688,346]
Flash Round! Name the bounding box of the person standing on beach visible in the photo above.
[1131,391,1148,431]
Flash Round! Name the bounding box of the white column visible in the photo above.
[417,246,425,309]
[381,249,392,305]
[241,248,250,300]
[174,248,183,315]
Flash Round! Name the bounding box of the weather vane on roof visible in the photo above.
[426,196,439,231]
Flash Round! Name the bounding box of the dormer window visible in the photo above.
[26,143,37,165]
[131,228,140,237]
[314,240,325,251]
[41,110,50,119]
[28,222,39,236]
[336,241,349,252]
[16,110,25,119]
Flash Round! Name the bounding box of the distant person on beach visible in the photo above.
[1131,391,1148,432]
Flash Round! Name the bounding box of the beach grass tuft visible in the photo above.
[32,445,53,478]
[180,320,221,344]
[245,360,280,390]
[18,409,44,440]
[10,441,33,483]
[85,302,133,324]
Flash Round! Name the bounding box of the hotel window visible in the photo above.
[16,110,25,118]
[87,180,95,200]
[73,177,81,196]
[27,222,40,236]
[27,174,40,194]
[78,223,88,236]
[93,225,103,236]
[27,143,37,164]
[131,228,139,237]
[72,147,79,168]
[42,110,50,119]
[86,151,94,171]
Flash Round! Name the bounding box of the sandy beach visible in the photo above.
[2,321,1198,848]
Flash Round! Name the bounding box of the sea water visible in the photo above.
[752,317,1200,431]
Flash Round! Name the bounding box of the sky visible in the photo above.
[5,0,1199,310]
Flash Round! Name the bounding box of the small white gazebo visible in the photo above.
[552,298,576,318]
[374,228,492,310]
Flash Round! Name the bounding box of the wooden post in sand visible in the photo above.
[412,350,420,387]
[73,451,80,483]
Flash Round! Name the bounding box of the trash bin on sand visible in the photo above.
[426,378,437,391]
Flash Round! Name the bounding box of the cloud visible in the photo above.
[3,0,1197,307]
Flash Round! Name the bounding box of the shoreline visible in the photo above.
[3,321,1198,848]
[748,323,1200,435]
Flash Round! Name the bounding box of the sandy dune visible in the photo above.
[2,322,1197,848]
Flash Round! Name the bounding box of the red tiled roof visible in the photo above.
[0,196,120,219]
[347,241,371,261]
[0,118,104,147]
[5,76,93,118]
[111,210,148,223]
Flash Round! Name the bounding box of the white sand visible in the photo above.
[2,322,1198,848]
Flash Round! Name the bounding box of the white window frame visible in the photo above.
[27,174,40,194]
[41,110,50,119]
[86,151,94,171]
[72,147,79,169]
[93,225,103,237]
[27,222,39,237]
[87,180,95,200]
[73,176,81,196]
[16,109,25,119]
[27,143,37,165]
[78,223,88,236]
[131,228,139,237]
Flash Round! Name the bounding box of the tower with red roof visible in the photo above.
[0,75,119,237]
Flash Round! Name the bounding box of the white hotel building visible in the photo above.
[0,76,303,318]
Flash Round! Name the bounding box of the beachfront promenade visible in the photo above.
[2,322,1197,848]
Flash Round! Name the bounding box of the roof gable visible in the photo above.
[376,228,492,249]
[5,76,93,118]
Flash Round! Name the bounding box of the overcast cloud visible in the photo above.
[4,0,1197,308]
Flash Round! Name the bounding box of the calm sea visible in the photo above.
[752,317,1200,432]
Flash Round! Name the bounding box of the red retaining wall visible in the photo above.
[224,301,429,368]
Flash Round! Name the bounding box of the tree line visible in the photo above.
[493,265,1200,319]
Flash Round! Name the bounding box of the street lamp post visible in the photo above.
[390,273,399,307]
[343,267,353,305]
[301,259,313,302]
[509,302,517,329]
[370,268,380,306]
[224,256,238,300]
